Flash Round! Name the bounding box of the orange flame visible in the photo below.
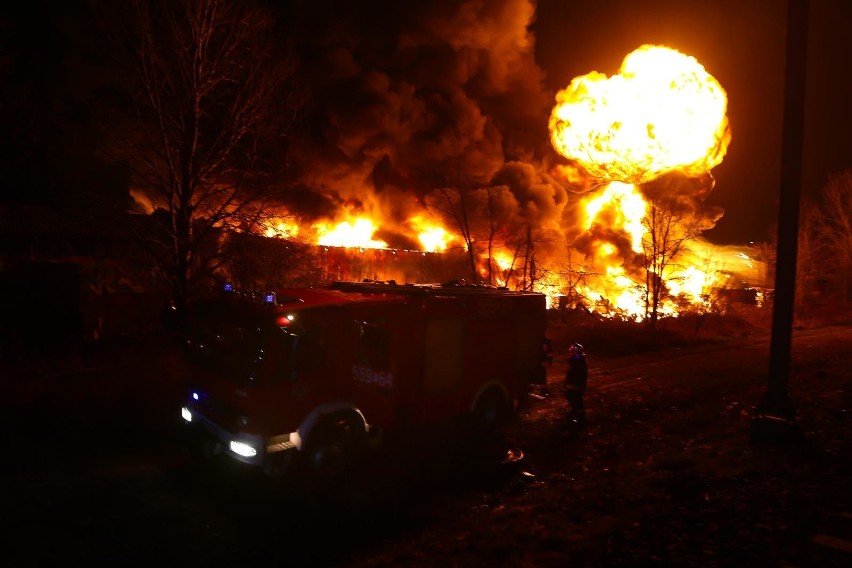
[263,218,300,239]
[239,46,756,322]
[583,181,645,252]
[547,45,733,320]
[490,251,516,287]
[549,45,730,184]
[409,215,455,252]
[314,217,388,249]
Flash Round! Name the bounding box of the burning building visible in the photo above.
[125,1,766,320]
[231,41,762,320]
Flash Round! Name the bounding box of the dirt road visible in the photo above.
[2,325,850,566]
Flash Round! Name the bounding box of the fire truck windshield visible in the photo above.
[183,308,295,385]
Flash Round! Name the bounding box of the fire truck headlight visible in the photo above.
[181,407,192,422]
[229,440,257,458]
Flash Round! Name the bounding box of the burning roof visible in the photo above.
[128,1,764,319]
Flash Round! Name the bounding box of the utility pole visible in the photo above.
[751,0,809,442]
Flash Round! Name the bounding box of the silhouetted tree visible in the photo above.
[747,239,777,293]
[808,169,852,303]
[221,233,323,290]
[425,182,479,283]
[424,166,491,283]
[425,169,525,285]
[94,0,300,312]
[639,179,707,326]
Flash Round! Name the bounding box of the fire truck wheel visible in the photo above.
[471,387,510,433]
[303,412,367,480]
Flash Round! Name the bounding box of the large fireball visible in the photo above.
[546,44,740,319]
[549,44,731,184]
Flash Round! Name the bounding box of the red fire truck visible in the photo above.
[179,280,546,478]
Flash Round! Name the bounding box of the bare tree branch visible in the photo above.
[93,0,300,309]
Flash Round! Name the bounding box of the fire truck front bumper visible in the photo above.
[180,406,299,475]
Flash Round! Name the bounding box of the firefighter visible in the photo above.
[564,342,588,420]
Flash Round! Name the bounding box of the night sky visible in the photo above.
[534,0,852,244]
[2,0,851,246]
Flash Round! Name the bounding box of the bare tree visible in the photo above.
[483,187,500,285]
[808,170,852,303]
[640,193,705,326]
[482,186,525,286]
[495,226,534,290]
[221,233,323,291]
[423,171,485,283]
[426,170,526,285]
[95,0,300,311]
[521,225,534,289]
[552,247,592,308]
[747,239,777,293]
[425,183,480,282]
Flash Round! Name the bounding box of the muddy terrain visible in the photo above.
[2,322,851,566]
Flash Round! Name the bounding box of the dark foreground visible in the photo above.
[2,324,851,567]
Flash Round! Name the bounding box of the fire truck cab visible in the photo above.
[179,280,546,478]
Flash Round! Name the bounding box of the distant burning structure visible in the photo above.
[128,36,763,318]
[316,245,468,286]
[241,45,762,319]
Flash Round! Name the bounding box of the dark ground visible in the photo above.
[1,317,851,567]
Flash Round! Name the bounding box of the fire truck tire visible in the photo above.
[302,411,367,480]
[470,387,510,433]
